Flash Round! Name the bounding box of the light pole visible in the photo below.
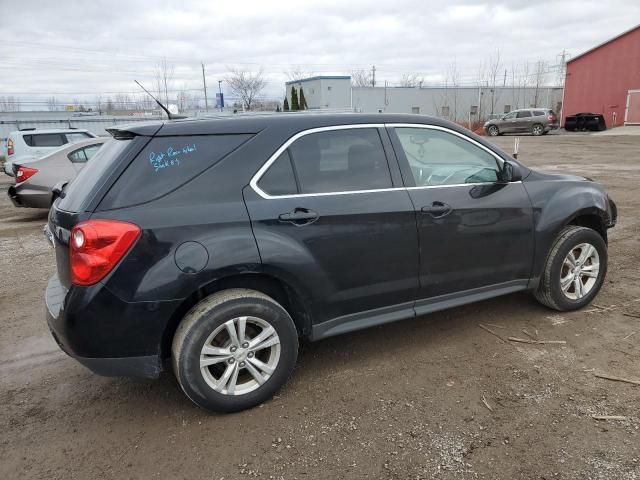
[218,80,223,112]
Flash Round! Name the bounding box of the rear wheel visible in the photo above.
[172,289,298,412]
[487,125,500,137]
[531,123,544,136]
[534,226,607,311]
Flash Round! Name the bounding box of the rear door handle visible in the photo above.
[278,208,319,226]
[421,201,452,218]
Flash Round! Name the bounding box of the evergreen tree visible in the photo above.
[283,97,290,111]
[299,88,307,110]
[291,86,299,111]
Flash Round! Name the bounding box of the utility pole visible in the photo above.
[503,69,507,87]
[201,61,209,112]
[371,65,376,88]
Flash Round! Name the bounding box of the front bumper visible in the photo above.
[45,274,179,379]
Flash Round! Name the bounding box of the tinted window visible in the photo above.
[533,110,545,117]
[258,150,298,196]
[516,111,532,118]
[102,134,252,208]
[503,112,516,119]
[32,133,65,147]
[395,127,501,186]
[23,135,33,146]
[83,144,102,160]
[288,128,392,194]
[59,138,132,212]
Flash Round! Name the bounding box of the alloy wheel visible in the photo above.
[559,243,600,300]
[199,316,281,395]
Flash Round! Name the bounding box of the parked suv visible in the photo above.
[4,128,97,176]
[45,114,616,412]
[484,108,558,136]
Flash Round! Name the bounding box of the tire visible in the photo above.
[172,288,298,412]
[531,123,544,136]
[534,226,607,311]
[487,125,500,137]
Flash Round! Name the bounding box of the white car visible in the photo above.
[4,128,98,176]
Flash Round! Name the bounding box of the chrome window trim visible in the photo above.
[249,123,507,199]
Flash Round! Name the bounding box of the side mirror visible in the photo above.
[502,160,523,182]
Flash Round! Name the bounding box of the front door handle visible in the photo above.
[421,201,452,218]
[278,208,319,226]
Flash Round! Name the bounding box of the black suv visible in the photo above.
[46,114,616,412]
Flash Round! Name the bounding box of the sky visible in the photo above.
[1,0,639,110]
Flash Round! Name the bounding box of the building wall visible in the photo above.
[285,76,351,110]
[563,26,640,127]
[352,86,564,121]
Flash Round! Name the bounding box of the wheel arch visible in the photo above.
[160,272,312,359]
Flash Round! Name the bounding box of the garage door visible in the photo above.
[625,90,640,124]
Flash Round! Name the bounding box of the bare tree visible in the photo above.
[351,69,373,87]
[46,96,59,111]
[532,60,547,107]
[225,68,267,111]
[487,50,501,115]
[154,57,175,112]
[285,66,313,82]
[0,96,21,112]
[399,73,424,88]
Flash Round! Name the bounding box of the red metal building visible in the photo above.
[562,24,640,127]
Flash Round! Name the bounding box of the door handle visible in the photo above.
[421,201,452,218]
[278,208,319,226]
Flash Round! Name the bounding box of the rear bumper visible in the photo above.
[7,183,51,209]
[545,123,559,131]
[7,185,22,207]
[45,274,179,379]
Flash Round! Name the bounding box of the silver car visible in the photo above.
[8,138,106,208]
[484,108,559,136]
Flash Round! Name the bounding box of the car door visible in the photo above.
[515,110,533,132]
[388,124,534,311]
[244,125,420,333]
[500,112,518,133]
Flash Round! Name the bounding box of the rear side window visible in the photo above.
[30,133,66,147]
[533,110,545,116]
[65,132,93,143]
[516,111,532,118]
[68,148,88,163]
[102,134,252,208]
[258,150,298,196]
[287,128,392,194]
[59,138,132,212]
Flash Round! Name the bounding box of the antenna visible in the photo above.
[134,80,173,119]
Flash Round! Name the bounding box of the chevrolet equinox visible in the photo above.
[45,114,617,412]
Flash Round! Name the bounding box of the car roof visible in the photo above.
[109,113,474,137]
[10,128,91,135]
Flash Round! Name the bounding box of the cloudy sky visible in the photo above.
[2,0,639,109]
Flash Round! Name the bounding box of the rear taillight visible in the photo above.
[70,220,141,286]
[548,114,557,122]
[7,138,14,156]
[16,166,38,183]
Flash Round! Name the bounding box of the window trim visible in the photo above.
[250,123,509,199]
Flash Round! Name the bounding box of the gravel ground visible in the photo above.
[1,133,639,480]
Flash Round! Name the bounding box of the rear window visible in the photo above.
[101,134,252,208]
[24,133,66,147]
[58,138,132,212]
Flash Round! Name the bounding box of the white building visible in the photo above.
[284,76,563,121]
[285,76,351,110]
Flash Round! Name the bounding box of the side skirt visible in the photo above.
[310,279,529,341]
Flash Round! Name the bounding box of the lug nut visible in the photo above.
[228,358,235,364]
[239,361,245,367]
[230,346,237,352]
[247,352,254,358]
[242,342,249,348]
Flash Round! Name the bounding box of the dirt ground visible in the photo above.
[1,133,639,480]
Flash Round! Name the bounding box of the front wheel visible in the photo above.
[172,289,298,412]
[487,125,500,136]
[534,226,607,311]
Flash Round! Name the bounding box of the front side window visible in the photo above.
[66,132,92,143]
[503,112,516,120]
[287,128,392,194]
[394,127,501,186]
[516,111,532,118]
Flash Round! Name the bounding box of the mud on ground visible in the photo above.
[1,134,638,480]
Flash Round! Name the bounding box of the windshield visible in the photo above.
[57,138,132,212]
